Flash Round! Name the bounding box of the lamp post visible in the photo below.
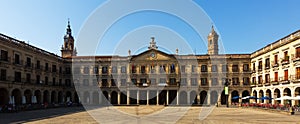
[224,79,229,108]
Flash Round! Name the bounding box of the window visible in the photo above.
[191,78,197,86]
[0,69,6,81]
[93,79,98,86]
[45,76,48,85]
[284,51,289,61]
[102,66,108,74]
[274,72,278,82]
[59,79,62,86]
[192,65,196,72]
[74,67,80,74]
[296,47,300,58]
[140,66,145,74]
[201,78,207,85]
[112,66,117,73]
[26,57,31,67]
[258,76,262,84]
[0,50,8,61]
[222,65,228,72]
[180,78,187,86]
[296,67,300,79]
[159,78,166,84]
[284,70,289,81]
[170,64,176,73]
[14,54,20,64]
[14,72,21,82]
[243,64,249,72]
[45,63,49,71]
[243,77,250,85]
[121,66,126,73]
[252,63,256,71]
[232,65,239,72]
[181,65,185,73]
[93,67,99,74]
[65,67,71,74]
[211,78,218,86]
[169,78,176,85]
[265,58,270,69]
[150,78,156,84]
[131,79,137,85]
[36,60,41,69]
[252,77,256,84]
[265,74,270,83]
[232,78,239,85]
[121,79,126,86]
[83,67,89,74]
[159,65,166,73]
[140,78,147,84]
[36,75,40,84]
[26,73,31,83]
[65,79,71,86]
[52,78,56,86]
[111,79,116,86]
[258,61,263,70]
[211,65,218,72]
[131,65,136,73]
[52,65,57,72]
[274,55,278,64]
[102,79,108,87]
[201,65,207,72]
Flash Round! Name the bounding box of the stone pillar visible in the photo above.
[127,90,130,105]
[176,91,179,105]
[99,92,102,105]
[137,90,139,105]
[239,92,242,106]
[108,92,111,104]
[207,91,211,105]
[187,91,190,104]
[147,90,149,105]
[228,93,232,106]
[157,90,159,105]
[118,92,121,105]
[271,89,275,104]
[166,90,169,105]
[291,89,295,106]
[280,88,284,105]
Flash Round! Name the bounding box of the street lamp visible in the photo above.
[224,79,229,108]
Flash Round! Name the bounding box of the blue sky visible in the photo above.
[0,0,300,56]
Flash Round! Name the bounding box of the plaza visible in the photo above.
[1,106,300,124]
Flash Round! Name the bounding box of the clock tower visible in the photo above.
[61,19,77,58]
[207,26,219,55]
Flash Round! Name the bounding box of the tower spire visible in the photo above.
[207,25,219,55]
[61,19,76,58]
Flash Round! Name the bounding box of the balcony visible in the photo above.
[272,62,279,68]
[250,82,256,87]
[291,75,300,83]
[292,56,300,62]
[279,76,290,84]
[281,57,290,65]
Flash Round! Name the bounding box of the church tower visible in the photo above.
[207,26,219,55]
[61,19,77,58]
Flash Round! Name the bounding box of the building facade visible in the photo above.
[4,21,300,107]
[251,30,300,106]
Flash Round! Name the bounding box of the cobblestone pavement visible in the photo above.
[1,106,300,124]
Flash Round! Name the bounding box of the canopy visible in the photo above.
[232,96,240,99]
[259,96,273,100]
[293,96,300,100]
[241,96,256,99]
[275,96,293,100]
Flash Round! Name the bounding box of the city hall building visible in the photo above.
[0,21,299,107]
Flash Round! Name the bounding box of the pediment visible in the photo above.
[130,50,176,62]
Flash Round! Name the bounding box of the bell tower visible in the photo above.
[61,19,77,58]
[207,26,219,55]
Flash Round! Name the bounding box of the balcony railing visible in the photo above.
[281,57,290,65]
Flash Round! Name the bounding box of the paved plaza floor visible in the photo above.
[1,106,300,124]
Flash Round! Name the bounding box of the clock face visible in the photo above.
[150,52,156,58]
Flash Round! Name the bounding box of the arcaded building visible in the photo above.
[251,30,300,106]
[0,21,255,107]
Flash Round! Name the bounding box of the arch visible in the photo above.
[34,90,41,104]
[253,90,257,103]
[24,89,32,104]
[139,90,147,105]
[0,88,9,105]
[66,91,72,102]
[158,90,167,105]
[274,88,281,104]
[74,92,79,104]
[210,91,218,105]
[266,89,272,103]
[168,90,177,105]
[200,91,207,105]
[149,90,157,105]
[190,90,197,105]
[179,91,187,105]
[295,87,300,106]
[120,91,127,105]
[83,91,90,104]
[220,90,227,105]
[51,91,57,104]
[283,88,291,96]
[12,89,22,105]
[92,91,99,104]
[258,90,264,103]
[102,91,109,105]
[231,90,239,104]
[43,90,49,103]
[111,91,118,105]
[58,91,63,103]
[242,90,250,103]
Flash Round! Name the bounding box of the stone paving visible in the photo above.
[1,106,300,124]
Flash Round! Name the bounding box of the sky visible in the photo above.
[0,0,300,56]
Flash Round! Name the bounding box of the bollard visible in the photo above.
[290,107,295,115]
